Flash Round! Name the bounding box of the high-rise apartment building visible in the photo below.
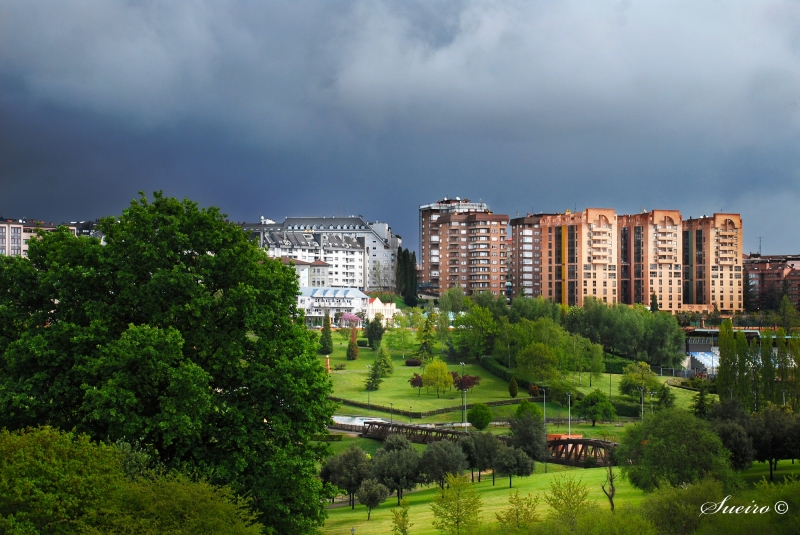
[0,218,75,257]
[616,210,683,311]
[682,214,743,313]
[437,211,508,295]
[418,197,491,295]
[744,254,800,310]
[540,208,617,307]
[508,214,551,298]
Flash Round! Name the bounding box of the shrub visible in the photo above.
[405,358,421,366]
[467,403,493,430]
[357,339,369,347]
[333,363,346,371]
[611,398,642,418]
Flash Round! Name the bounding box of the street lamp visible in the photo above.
[460,362,466,427]
[365,365,371,414]
[649,391,657,414]
[728,388,733,401]
[567,392,572,437]
[390,402,393,425]
[409,406,412,424]
[782,389,787,407]
[542,388,548,474]
[638,387,645,421]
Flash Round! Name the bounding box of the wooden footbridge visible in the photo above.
[360,421,617,467]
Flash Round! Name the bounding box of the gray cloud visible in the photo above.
[2,1,800,253]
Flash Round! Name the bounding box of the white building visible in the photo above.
[243,215,401,292]
[279,257,311,287]
[0,218,76,257]
[367,297,397,326]
[297,287,369,325]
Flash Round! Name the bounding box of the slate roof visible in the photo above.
[298,287,368,299]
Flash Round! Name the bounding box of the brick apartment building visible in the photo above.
[617,210,683,311]
[743,253,800,309]
[437,210,508,296]
[418,197,509,296]
[682,214,743,313]
[505,209,742,314]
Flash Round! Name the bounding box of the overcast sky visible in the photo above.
[2,1,800,253]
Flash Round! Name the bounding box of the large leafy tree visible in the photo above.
[574,389,616,426]
[0,193,334,534]
[616,409,735,491]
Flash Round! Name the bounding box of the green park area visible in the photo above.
[321,328,700,425]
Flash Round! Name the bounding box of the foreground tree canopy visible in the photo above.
[0,193,334,534]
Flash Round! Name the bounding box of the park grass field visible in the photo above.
[320,463,643,535]
[319,432,800,535]
[323,329,701,425]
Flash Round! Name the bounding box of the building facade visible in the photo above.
[682,214,743,313]
[616,210,683,312]
[0,218,75,257]
[297,287,369,326]
[418,197,491,295]
[539,208,617,307]
[743,253,800,310]
[243,215,400,292]
[508,214,551,298]
[437,210,508,296]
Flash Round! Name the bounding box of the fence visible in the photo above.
[650,365,694,379]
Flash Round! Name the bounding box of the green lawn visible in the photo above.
[321,463,643,534]
[323,334,515,414]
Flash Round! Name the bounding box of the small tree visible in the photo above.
[544,474,594,531]
[367,314,385,349]
[650,293,659,313]
[467,403,493,431]
[365,362,383,391]
[493,444,534,488]
[421,358,454,398]
[375,343,394,377]
[417,313,437,363]
[508,377,519,398]
[357,478,390,520]
[472,431,500,483]
[408,373,423,396]
[574,389,616,426]
[691,384,712,419]
[337,326,352,345]
[495,490,540,531]
[320,310,333,354]
[420,440,467,491]
[320,444,371,510]
[391,498,413,535]
[430,474,482,535]
[346,326,359,360]
[509,406,546,462]
[619,362,660,398]
[371,435,421,505]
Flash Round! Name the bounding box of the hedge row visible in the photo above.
[311,433,344,442]
[604,354,635,374]
[478,355,533,390]
[327,395,540,418]
[612,398,643,418]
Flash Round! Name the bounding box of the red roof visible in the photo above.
[311,260,329,266]
[280,256,312,266]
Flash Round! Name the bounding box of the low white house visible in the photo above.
[367,297,397,326]
[279,256,311,287]
[297,287,369,326]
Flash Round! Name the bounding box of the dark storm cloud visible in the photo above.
[2,1,800,252]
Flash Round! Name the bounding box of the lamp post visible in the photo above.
[567,392,572,438]
[409,406,412,424]
[542,388,548,474]
[782,389,787,407]
[638,387,645,421]
[365,365,371,414]
[390,402,393,425]
[728,388,733,401]
[649,391,657,414]
[460,362,466,427]
[609,371,612,401]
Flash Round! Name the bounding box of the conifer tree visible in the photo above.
[509,377,519,398]
[375,342,394,377]
[319,310,333,354]
[347,326,359,360]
